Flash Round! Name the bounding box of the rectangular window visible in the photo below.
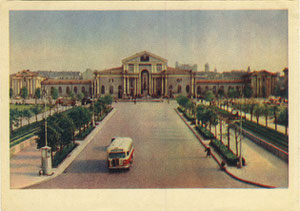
[157,64,162,72]
[128,64,134,72]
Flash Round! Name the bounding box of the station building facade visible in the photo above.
[93,51,278,99]
[10,51,281,100]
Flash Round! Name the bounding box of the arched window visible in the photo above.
[58,87,62,94]
[74,86,77,94]
[81,86,85,93]
[109,85,114,94]
[66,87,70,94]
[178,85,182,93]
[186,85,190,93]
[213,86,217,94]
[101,85,105,94]
[169,85,173,90]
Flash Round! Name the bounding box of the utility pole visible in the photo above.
[43,88,48,147]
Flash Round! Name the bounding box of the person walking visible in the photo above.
[205,147,211,157]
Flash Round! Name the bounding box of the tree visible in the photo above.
[18,109,24,127]
[36,120,62,152]
[77,93,84,102]
[228,88,239,99]
[204,90,215,103]
[103,95,113,106]
[176,95,189,110]
[243,85,253,98]
[278,107,288,135]
[272,105,280,131]
[20,87,28,104]
[31,105,41,122]
[51,87,59,101]
[217,89,225,99]
[254,104,264,125]
[10,109,19,135]
[262,104,271,127]
[23,109,33,125]
[35,88,41,104]
[56,113,75,146]
[10,88,13,99]
[185,100,193,115]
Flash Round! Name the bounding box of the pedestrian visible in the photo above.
[242,157,246,166]
[220,161,226,170]
[205,147,211,156]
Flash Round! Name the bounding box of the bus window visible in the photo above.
[109,152,125,159]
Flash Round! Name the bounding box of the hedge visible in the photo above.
[184,112,196,122]
[239,120,288,152]
[75,126,95,140]
[10,132,36,148]
[52,143,78,168]
[210,139,239,166]
[177,106,184,113]
[10,120,42,142]
[195,125,215,140]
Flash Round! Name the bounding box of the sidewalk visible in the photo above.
[175,108,288,188]
[10,108,117,189]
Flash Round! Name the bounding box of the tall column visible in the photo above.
[133,78,136,96]
[149,75,152,95]
[165,77,168,96]
[162,77,164,96]
[127,77,130,94]
[137,76,141,95]
[154,78,156,94]
[123,76,126,95]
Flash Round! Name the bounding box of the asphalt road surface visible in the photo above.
[29,102,254,188]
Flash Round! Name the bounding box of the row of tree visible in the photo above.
[36,94,113,153]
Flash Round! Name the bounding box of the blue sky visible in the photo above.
[10,10,288,74]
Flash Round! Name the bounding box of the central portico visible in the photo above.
[121,51,168,96]
[93,50,188,98]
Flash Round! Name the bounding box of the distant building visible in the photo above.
[10,70,46,98]
[41,79,92,97]
[82,68,95,80]
[35,70,82,80]
[205,63,209,72]
[175,62,197,72]
[249,70,277,98]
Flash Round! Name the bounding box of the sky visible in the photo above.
[9,10,288,74]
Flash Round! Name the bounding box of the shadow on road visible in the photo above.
[93,146,107,152]
[63,159,109,174]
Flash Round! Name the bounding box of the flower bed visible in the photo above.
[209,139,238,166]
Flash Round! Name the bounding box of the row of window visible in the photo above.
[128,64,163,72]
[50,86,88,94]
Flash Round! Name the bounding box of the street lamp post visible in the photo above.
[43,88,48,147]
[238,95,243,168]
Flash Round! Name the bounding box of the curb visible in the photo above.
[174,108,277,189]
[21,108,117,189]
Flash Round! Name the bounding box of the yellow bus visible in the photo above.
[107,137,134,170]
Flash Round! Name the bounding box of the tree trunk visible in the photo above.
[275,115,277,131]
[265,115,268,127]
[220,120,222,143]
[235,127,238,156]
[256,116,259,125]
[227,126,230,150]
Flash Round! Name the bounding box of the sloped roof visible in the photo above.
[95,66,123,74]
[196,79,244,84]
[250,70,277,76]
[166,67,191,74]
[122,50,168,63]
[42,79,92,85]
[11,70,39,77]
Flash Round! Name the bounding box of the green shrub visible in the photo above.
[239,120,288,151]
[10,132,36,148]
[195,125,215,139]
[210,139,238,166]
[184,112,196,122]
[75,126,95,140]
[177,107,184,113]
[52,143,78,167]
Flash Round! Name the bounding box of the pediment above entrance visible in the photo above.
[122,51,168,64]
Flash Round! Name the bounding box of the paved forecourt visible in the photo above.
[29,101,253,188]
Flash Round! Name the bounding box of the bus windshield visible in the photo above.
[109,152,125,159]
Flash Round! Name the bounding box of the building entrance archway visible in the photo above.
[141,70,149,96]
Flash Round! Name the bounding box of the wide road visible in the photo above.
[30,101,254,188]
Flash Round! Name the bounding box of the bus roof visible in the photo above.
[107,137,133,153]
